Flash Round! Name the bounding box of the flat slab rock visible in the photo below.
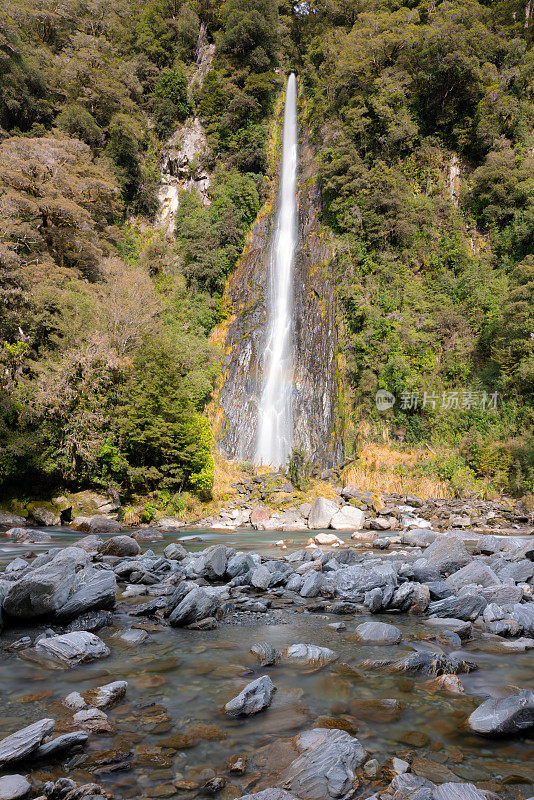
[225,675,276,716]
[25,631,110,668]
[0,718,55,766]
[468,689,534,736]
[0,775,31,800]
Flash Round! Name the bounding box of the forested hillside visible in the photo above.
[291,0,534,498]
[0,0,285,511]
[0,0,533,507]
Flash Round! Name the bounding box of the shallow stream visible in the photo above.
[1,528,533,798]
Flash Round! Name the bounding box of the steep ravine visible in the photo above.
[211,84,344,467]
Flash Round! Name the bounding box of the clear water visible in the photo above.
[256,73,298,467]
[1,529,533,798]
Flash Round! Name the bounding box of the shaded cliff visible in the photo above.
[211,87,344,467]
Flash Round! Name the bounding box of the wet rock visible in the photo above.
[227,754,249,773]
[5,528,51,544]
[422,537,471,575]
[250,642,281,667]
[329,563,397,596]
[308,499,339,530]
[116,628,149,645]
[84,680,127,709]
[224,675,276,716]
[468,689,534,736]
[360,651,477,676]
[284,643,338,669]
[163,542,187,560]
[27,631,110,668]
[279,728,366,800]
[0,718,55,766]
[330,507,365,531]
[63,692,86,710]
[66,610,113,633]
[36,731,89,759]
[5,558,28,575]
[354,621,402,644]
[421,674,464,695]
[168,586,220,627]
[424,617,472,640]
[202,777,226,794]
[3,557,78,620]
[0,775,31,800]
[73,708,114,734]
[427,592,486,621]
[55,567,117,622]
[98,535,140,556]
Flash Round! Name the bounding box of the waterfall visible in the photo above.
[255,73,298,467]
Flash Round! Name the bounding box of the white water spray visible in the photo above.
[255,73,298,466]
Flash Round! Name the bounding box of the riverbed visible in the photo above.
[1,528,533,799]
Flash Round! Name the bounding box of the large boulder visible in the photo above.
[73,516,122,534]
[225,675,276,716]
[468,689,534,736]
[278,729,366,800]
[202,545,228,580]
[511,603,534,636]
[0,774,31,800]
[250,507,271,530]
[308,499,339,530]
[422,536,471,575]
[0,512,27,529]
[4,528,51,544]
[445,562,500,592]
[55,567,116,622]
[328,562,397,596]
[98,535,140,556]
[26,631,110,668]
[168,586,220,627]
[3,559,77,620]
[428,593,486,621]
[26,502,61,526]
[353,621,402,645]
[164,542,187,561]
[433,784,490,800]
[330,507,365,531]
[0,719,55,766]
[360,651,477,676]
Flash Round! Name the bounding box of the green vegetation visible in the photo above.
[292,0,534,496]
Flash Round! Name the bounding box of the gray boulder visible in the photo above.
[284,643,338,669]
[5,528,51,543]
[308,498,339,530]
[468,689,534,736]
[250,642,281,667]
[3,559,77,620]
[0,512,27,528]
[225,675,276,716]
[202,545,228,580]
[0,774,31,800]
[251,565,272,590]
[329,562,397,596]
[354,621,402,644]
[164,542,187,560]
[446,562,500,592]
[360,651,477,676]
[99,535,139,556]
[168,586,220,627]
[83,680,127,709]
[428,592,486,621]
[279,728,366,800]
[55,567,116,621]
[300,571,324,598]
[0,719,55,766]
[425,617,472,640]
[28,631,110,668]
[511,603,534,635]
[423,536,471,575]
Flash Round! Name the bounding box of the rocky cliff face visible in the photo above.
[156,23,214,235]
[212,103,344,467]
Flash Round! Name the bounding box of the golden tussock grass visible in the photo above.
[340,443,449,500]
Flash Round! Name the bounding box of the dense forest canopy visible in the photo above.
[0,0,533,507]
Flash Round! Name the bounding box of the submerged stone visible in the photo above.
[224,675,276,716]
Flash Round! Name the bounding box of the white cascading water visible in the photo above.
[255,73,298,467]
